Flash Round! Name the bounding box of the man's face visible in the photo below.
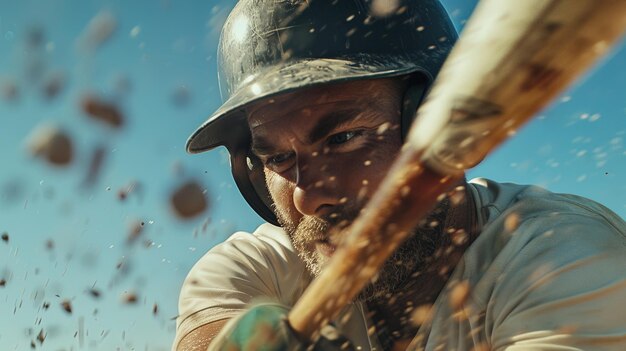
[247,78,447,300]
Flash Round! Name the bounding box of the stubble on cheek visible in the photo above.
[272,202,332,277]
[264,170,327,275]
[274,193,451,302]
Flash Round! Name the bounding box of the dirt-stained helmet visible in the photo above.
[187,0,458,224]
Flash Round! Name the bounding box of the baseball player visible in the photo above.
[174,1,626,350]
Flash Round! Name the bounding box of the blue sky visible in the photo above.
[0,0,624,349]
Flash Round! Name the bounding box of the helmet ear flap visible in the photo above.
[230,145,279,225]
[401,77,430,140]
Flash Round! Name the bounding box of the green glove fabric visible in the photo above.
[208,303,354,351]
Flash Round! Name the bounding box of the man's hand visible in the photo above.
[209,303,354,351]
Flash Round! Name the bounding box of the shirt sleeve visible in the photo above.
[173,225,310,350]
[489,213,626,351]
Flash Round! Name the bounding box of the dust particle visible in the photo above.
[410,304,433,326]
[26,125,74,166]
[126,220,144,244]
[504,213,520,232]
[0,78,20,102]
[82,146,106,188]
[171,85,191,107]
[170,180,208,219]
[122,292,138,304]
[41,71,65,100]
[471,342,490,351]
[61,300,72,313]
[36,329,45,344]
[370,0,400,18]
[117,189,127,200]
[449,280,470,311]
[81,95,124,128]
[78,11,117,52]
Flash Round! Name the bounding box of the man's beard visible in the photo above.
[275,200,451,302]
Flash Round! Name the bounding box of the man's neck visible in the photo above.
[367,183,479,350]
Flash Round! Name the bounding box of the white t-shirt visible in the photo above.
[174,178,626,350]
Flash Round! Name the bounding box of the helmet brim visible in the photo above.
[186,53,436,154]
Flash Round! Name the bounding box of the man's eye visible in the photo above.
[328,130,361,145]
[263,152,295,172]
[266,152,292,166]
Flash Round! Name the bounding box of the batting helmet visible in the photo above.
[187,0,458,224]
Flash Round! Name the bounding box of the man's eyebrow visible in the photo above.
[250,137,278,157]
[250,108,379,156]
[307,109,375,144]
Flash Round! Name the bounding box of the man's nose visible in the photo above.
[292,155,338,217]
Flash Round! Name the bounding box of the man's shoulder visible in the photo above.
[224,223,294,250]
[432,180,626,350]
[182,222,308,292]
[178,223,307,320]
[465,177,626,292]
[469,177,626,236]
[455,179,626,344]
[197,223,300,270]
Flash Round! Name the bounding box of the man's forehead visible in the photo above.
[246,78,401,128]
[248,100,360,130]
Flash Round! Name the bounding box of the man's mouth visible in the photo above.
[314,239,336,257]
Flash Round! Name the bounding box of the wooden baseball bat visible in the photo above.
[288,0,626,341]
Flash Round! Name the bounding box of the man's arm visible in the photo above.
[176,319,228,351]
[172,226,311,351]
[177,304,355,351]
[177,320,229,351]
